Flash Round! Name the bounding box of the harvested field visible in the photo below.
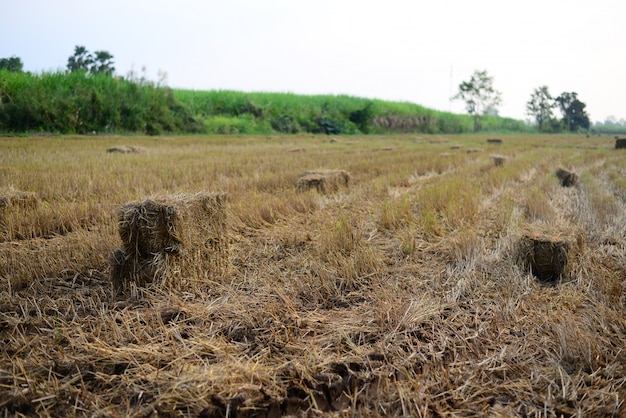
[0,134,624,417]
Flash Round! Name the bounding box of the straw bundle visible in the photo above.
[491,154,507,167]
[486,138,502,144]
[297,170,350,194]
[0,187,39,210]
[106,145,143,154]
[555,167,579,187]
[516,225,583,283]
[110,192,228,291]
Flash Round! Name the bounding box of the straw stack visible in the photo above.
[516,225,583,283]
[109,192,228,291]
[555,167,579,187]
[297,169,350,194]
[0,187,39,210]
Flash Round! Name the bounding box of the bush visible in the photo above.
[202,115,273,135]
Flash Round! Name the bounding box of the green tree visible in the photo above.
[92,50,115,75]
[67,46,115,75]
[526,86,556,131]
[555,92,590,131]
[453,69,502,132]
[0,56,24,72]
[67,45,94,72]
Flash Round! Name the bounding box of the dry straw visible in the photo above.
[516,224,584,283]
[110,192,228,291]
[297,169,350,194]
[106,145,143,154]
[0,187,39,210]
[491,154,507,167]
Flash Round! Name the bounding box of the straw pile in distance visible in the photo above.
[0,187,39,210]
[555,167,579,187]
[106,145,143,154]
[516,224,583,283]
[109,192,228,292]
[297,169,350,194]
[491,154,507,167]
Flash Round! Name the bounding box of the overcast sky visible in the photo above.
[3,0,625,123]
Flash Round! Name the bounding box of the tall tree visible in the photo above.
[555,92,590,131]
[67,46,115,75]
[526,86,556,131]
[67,45,94,72]
[0,56,24,72]
[453,70,502,132]
[92,50,115,75]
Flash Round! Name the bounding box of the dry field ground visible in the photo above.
[0,134,625,417]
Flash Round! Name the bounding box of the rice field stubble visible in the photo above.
[0,134,624,417]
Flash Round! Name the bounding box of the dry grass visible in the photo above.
[0,134,624,417]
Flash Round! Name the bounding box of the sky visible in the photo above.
[3,0,625,123]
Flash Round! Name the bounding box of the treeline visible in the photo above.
[0,70,530,135]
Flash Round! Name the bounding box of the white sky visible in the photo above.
[3,0,625,123]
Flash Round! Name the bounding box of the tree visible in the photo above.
[67,45,115,75]
[555,92,590,131]
[526,86,556,131]
[0,56,24,72]
[453,70,502,132]
[92,50,115,75]
[67,45,94,72]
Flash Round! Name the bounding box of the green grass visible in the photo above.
[0,70,199,135]
[1,70,533,135]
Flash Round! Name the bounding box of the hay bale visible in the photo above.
[297,174,327,193]
[297,170,350,194]
[517,226,583,283]
[555,168,579,187]
[0,187,39,210]
[466,148,484,154]
[491,154,507,167]
[107,145,143,154]
[110,192,228,291]
[109,248,159,289]
[614,138,626,149]
[487,138,502,144]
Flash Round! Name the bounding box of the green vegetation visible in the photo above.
[66,45,115,76]
[0,70,199,135]
[175,89,530,135]
[526,86,591,133]
[0,70,531,135]
[453,69,502,132]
